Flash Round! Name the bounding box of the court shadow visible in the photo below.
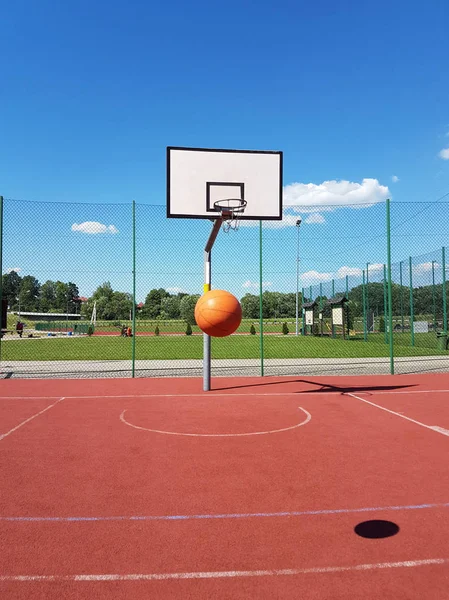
[354,520,400,539]
[295,379,417,395]
[214,378,416,394]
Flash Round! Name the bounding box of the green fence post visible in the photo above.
[442,247,447,335]
[345,275,349,298]
[362,270,367,342]
[332,279,335,298]
[0,196,3,364]
[399,261,404,333]
[383,264,388,344]
[432,260,437,331]
[366,263,370,333]
[409,256,415,346]
[320,282,323,336]
[386,199,394,374]
[132,201,136,378]
[259,221,264,376]
[301,287,305,336]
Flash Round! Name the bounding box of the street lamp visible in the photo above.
[295,218,302,335]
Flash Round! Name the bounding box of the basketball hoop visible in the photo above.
[213,199,247,232]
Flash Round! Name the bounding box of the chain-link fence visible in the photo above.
[0,197,448,379]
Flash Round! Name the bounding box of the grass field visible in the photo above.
[1,332,446,361]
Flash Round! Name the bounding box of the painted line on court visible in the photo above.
[3,501,449,522]
[1,389,449,401]
[120,407,311,437]
[347,393,449,437]
[1,558,447,582]
[0,397,65,442]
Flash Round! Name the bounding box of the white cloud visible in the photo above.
[392,175,399,183]
[166,287,187,294]
[304,213,325,224]
[439,148,449,160]
[283,178,389,210]
[71,221,119,234]
[412,262,439,274]
[336,266,363,277]
[7,267,21,273]
[301,270,333,284]
[242,280,272,289]
[367,263,384,272]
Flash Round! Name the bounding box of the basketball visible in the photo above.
[195,290,242,337]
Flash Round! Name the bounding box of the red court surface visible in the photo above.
[1,373,449,599]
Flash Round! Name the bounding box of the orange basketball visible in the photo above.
[195,290,242,337]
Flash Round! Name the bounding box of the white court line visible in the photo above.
[347,393,449,437]
[0,397,65,442]
[120,407,311,437]
[0,558,447,582]
[1,389,449,401]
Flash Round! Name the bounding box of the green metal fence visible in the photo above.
[0,196,448,379]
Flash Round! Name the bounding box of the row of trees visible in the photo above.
[2,271,80,314]
[2,270,447,322]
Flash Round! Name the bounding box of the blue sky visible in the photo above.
[2,0,449,301]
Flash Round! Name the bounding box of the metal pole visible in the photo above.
[386,199,394,374]
[362,270,367,341]
[332,279,335,298]
[383,264,388,344]
[409,256,414,347]
[345,275,349,298]
[204,249,212,390]
[442,247,447,335]
[432,260,437,331]
[132,200,136,378]
[259,221,264,376]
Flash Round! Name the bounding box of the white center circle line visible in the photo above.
[120,407,311,437]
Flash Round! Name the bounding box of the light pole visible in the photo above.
[366,262,370,333]
[295,218,302,335]
[18,290,30,319]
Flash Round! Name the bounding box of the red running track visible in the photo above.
[1,373,449,599]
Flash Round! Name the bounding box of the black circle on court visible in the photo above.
[354,520,400,539]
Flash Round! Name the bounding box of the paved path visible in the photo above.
[1,356,448,379]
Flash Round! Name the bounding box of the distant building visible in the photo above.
[12,312,83,322]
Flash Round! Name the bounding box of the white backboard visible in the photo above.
[167,147,283,220]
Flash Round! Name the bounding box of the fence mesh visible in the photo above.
[0,197,448,379]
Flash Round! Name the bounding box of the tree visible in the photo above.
[81,282,132,320]
[144,288,169,319]
[18,275,40,312]
[180,294,200,325]
[160,296,181,320]
[2,271,22,307]
[39,281,57,312]
[241,294,259,319]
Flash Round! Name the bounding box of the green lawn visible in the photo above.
[1,332,446,361]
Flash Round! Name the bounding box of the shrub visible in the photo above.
[378,316,385,333]
[250,324,256,335]
[186,323,192,336]
[155,325,160,336]
[87,325,94,337]
[282,322,289,335]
